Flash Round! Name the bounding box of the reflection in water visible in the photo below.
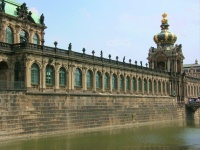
[0,121,200,150]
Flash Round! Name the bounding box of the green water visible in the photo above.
[0,120,200,150]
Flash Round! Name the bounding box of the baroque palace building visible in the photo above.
[0,0,200,102]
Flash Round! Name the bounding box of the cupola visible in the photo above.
[153,13,177,47]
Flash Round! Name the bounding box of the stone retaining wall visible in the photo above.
[0,91,187,139]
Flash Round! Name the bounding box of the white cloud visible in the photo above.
[29,7,39,15]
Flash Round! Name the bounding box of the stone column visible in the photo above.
[117,73,120,93]
[167,59,170,72]
[1,24,6,43]
[110,71,113,93]
[54,62,60,92]
[41,62,47,91]
[25,59,31,90]
[15,25,20,43]
[142,78,144,95]
[130,75,133,94]
[136,76,138,94]
[82,67,87,91]
[29,29,34,43]
[69,65,75,90]
[147,78,149,95]
[93,69,96,92]
[102,70,105,92]
[124,74,126,93]
[152,61,154,69]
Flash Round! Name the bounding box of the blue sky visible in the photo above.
[17,0,200,65]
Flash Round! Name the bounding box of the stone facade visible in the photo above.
[0,91,186,139]
[0,0,200,139]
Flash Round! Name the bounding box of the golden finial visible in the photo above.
[161,12,168,24]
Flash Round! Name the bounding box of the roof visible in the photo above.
[183,63,200,68]
[4,0,40,24]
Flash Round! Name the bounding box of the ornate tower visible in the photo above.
[147,13,184,74]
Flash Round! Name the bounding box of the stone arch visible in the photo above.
[0,61,9,89]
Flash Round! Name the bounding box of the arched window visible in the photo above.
[149,80,152,93]
[112,74,117,90]
[126,76,130,91]
[163,82,165,93]
[188,85,190,96]
[167,82,170,94]
[46,65,54,86]
[158,81,161,93]
[138,78,142,92]
[6,27,13,44]
[104,73,110,90]
[96,71,102,89]
[132,77,136,92]
[14,62,21,88]
[191,86,193,96]
[59,67,66,86]
[20,30,29,43]
[87,70,93,88]
[31,63,39,85]
[33,34,39,44]
[75,68,82,87]
[144,79,147,92]
[120,75,124,91]
[154,80,157,93]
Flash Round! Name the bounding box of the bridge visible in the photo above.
[185,103,200,112]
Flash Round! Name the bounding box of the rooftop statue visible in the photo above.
[0,0,5,12]
[68,43,72,50]
[40,14,45,25]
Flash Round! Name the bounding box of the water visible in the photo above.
[0,120,200,150]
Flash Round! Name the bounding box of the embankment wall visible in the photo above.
[0,91,194,140]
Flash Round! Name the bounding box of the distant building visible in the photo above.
[183,59,200,78]
[0,0,200,101]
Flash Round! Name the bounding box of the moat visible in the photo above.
[0,120,200,150]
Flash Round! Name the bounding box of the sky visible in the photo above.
[17,0,200,65]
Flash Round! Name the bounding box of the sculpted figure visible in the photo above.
[68,43,72,50]
[40,14,45,25]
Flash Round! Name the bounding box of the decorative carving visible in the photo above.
[16,3,35,23]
